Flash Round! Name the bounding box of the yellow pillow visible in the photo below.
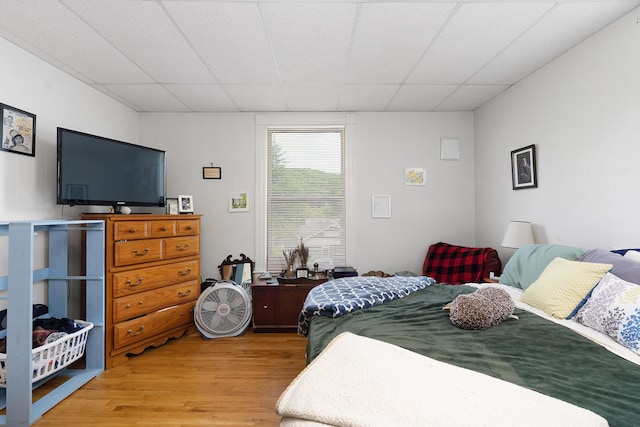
[520,257,612,318]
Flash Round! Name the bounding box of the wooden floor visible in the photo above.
[30,329,308,426]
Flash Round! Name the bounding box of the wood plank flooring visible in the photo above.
[30,330,307,426]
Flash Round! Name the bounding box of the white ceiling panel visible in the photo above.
[224,85,288,112]
[63,0,215,84]
[407,2,553,84]
[0,1,637,112]
[387,85,458,112]
[281,85,342,112]
[344,3,455,83]
[436,85,510,111]
[164,1,280,85]
[469,2,637,84]
[338,85,400,112]
[164,85,239,112]
[260,2,358,84]
[0,0,151,84]
[104,84,190,112]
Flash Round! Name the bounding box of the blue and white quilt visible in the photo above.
[298,276,436,337]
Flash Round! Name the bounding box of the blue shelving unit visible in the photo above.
[0,220,105,426]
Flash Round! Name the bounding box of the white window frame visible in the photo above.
[254,113,357,274]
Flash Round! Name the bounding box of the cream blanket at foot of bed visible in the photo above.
[276,332,608,427]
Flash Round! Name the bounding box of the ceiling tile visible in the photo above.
[345,3,454,83]
[436,85,509,111]
[224,85,288,112]
[64,0,215,84]
[387,85,458,112]
[260,3,358,84]
[469,2,639,84]
[281,85,341,112]
[0,0,151,84]
[104,84,190,112]
[407,2,553,84]
[164,1,280,85]
[164,85,239,112]
[338,85,400,112]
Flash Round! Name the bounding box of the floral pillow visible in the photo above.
[574,272,640,355]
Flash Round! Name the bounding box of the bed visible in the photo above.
[276,244,640,427]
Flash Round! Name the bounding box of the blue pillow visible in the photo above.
[499,244,587,290]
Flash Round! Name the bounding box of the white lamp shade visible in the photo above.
[501,221,534,249]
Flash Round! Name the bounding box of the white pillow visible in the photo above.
[623,250,640,262]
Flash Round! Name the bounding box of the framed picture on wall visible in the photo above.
[0,103,36,157]
[510,144,537,190]
[229,191,249,212]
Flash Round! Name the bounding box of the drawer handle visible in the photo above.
[263,305,268,309]
[161,226,167,231]
[126,277,143,287]
[125,301,143,308]
[178,289,192,297]
[178,268,191,276]
[132,248,149,256]
[129,228,136,233]
[127,325,145,336]
[186,225,193,230]
[176,243,190,251]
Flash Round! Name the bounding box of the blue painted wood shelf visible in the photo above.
[0,220,105,426]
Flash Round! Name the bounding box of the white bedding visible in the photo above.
[276,332,609,427]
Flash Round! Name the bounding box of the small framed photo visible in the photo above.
[1,103,36,157]
[510,145,537,190]
[371,195,391,218]
[404,168,425,185]
[296,268,309,279]
[166,198,179,215]
[203,166,222,179]
[229,191,249,212]
[178,195,194,213]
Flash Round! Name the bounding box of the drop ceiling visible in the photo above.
[0,0,637,113]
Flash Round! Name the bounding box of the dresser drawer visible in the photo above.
[113,280,200,323]
[163,236,199,260]
[148,220,176,238]
[113,301,196,349]
[114,238,163,266]
[114,221,149,240]
[177,219,199,236]
[112,260,200,297]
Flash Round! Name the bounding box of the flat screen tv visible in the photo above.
[57,127,166,211]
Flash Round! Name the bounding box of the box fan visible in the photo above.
[194,280,252,339]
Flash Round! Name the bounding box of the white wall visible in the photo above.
[139,111,475,278]
[474,8,640,264]
[0,37,139,314]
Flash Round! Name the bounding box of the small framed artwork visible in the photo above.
[404,168,425,185]
[166,198,179,215]
[203,166,222,179]
[178,195,194,213]
[1,103,36,157]
[229,191,249,212]
[510,145,537,190]
[371,195,391,218]
[296,268,309,279]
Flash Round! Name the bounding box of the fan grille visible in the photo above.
[195,282,252,339]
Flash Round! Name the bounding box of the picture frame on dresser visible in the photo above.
[178,194,194,213]
[166,198,179,215]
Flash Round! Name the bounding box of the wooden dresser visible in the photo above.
[82,214,201,368]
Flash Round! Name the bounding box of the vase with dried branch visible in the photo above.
[283,248,297,278]
[297,238,309,269]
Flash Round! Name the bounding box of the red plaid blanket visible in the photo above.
[423,242,499,284]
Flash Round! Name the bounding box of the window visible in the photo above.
[266,128,345,274]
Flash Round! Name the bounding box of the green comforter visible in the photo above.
[306,284,640,427]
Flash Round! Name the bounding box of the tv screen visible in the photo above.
[57,127,166,210]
